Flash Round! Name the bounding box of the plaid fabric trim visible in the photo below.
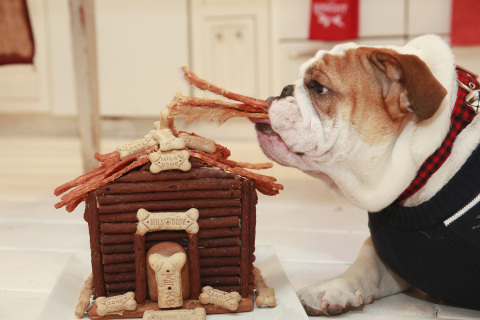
[397,68,479,202]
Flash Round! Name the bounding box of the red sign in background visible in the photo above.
[451,0,480,45]
[309,0,359,41]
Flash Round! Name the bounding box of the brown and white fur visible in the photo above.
[252,35,480,315]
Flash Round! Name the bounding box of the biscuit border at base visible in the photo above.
[87,296,254,319]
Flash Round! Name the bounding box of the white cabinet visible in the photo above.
[1,0,477,118]
[95,0,190,116]
[190,0,270,99]
[198,17,257,98]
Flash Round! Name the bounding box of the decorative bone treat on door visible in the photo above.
[146,242,190,304]
[54,65,282,318]
[149,252,186,308]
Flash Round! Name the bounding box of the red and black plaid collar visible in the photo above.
[397,67,479,202]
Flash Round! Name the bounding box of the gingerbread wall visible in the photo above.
[84,164,257,302]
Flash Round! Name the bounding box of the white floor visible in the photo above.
[1,135,480,319]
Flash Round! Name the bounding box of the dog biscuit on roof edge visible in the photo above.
[54,66,280,318]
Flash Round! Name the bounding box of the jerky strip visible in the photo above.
[181,65,268,110]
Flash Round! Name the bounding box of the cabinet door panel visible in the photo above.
[196,17,257,99]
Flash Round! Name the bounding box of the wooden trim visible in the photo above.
[134,233,146,304]
[249,182,257,276]
[239,180,252,298]
[68,0,101,172]
[187,233,201,299]
[85,192,106,297]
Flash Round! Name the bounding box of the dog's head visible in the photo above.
[254,36,454,211]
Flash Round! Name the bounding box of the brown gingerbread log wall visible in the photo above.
[86,166,257,300]
[85,192,106,298]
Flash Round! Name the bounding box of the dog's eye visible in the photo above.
[307,81,329,95]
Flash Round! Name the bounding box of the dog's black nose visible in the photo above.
[279,84,295,98]
[266,96,277,107]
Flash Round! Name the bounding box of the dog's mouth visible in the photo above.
[254,122,274,134]
[252,95,284,144]
[249,96,276,125]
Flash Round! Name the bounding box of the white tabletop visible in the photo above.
[1,136,479,320]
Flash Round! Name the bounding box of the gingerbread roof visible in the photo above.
[54,127,282,213]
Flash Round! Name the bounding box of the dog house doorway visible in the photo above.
[134,231,201,305]
[146,242,190,308]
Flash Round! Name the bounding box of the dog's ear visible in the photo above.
[370,50,447,120]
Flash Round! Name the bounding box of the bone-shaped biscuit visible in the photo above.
[178,133,216,154]
[198,286,241,311]
[151,129,185,152]
[148,150,191,173]
[136,208,199,235]
[75,274,93,318]
[252,267,276,307]
[95,291,137,316]
[149,252,186,308]
[155,109,177,135]
[143,308,206,320]
[256,286,276,307]
[252,266,265,288]
[116,134,158,160]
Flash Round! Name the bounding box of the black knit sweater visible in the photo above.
[369,144,480,309]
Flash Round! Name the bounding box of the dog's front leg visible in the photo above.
[298,237,410,316]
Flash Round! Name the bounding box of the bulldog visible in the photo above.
[252,34,480,315]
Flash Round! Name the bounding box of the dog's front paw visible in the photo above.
[297,278,371,316]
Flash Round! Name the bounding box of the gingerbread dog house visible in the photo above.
[86,160,258,311]
[55,118,281,318]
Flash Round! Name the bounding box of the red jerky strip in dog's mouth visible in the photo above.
[167,66,269,124]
